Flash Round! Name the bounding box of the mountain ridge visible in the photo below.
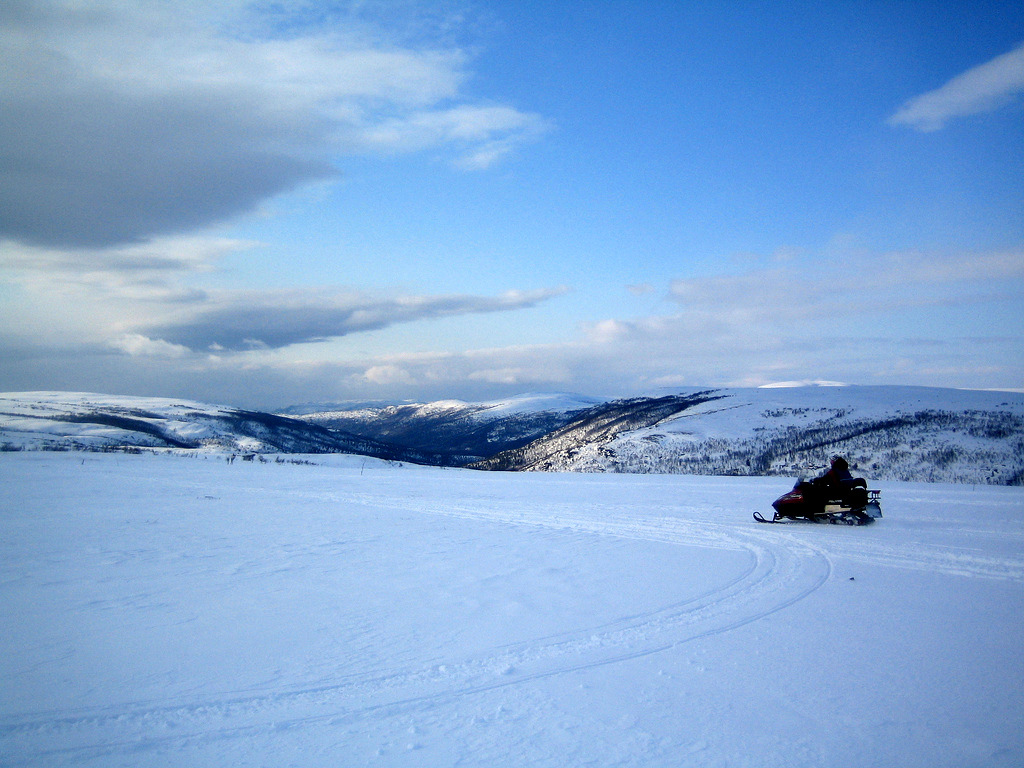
[2,386,1022,484]
[0,391,444,464]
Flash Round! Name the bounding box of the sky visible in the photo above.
[1,0,1022,409]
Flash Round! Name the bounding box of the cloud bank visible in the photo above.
[2,244,1020,408]
[0,235,569,360]
[0,0,547,248]
[140,287,570,352]
[890,41,1024,131]
[172,248,1023,404]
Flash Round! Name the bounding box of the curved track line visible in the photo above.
[0,501,832,765]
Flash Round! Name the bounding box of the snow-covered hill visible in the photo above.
[469,391,723,471]
[3,386,1022,484]
[324,386,1024,485]
[0,392,431,462]
[510,386,1024,485]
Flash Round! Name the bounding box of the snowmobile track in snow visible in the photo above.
[0,500,836,765]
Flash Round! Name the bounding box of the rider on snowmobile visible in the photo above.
[808,456,866,511]
[816,455,853,490]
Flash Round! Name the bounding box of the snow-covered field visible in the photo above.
[2,452,1022,767]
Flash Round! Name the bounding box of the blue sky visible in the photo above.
[1,0,1022,408]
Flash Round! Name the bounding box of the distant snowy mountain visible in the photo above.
[3,386,1023,484]
[469,392,724,471]
[318,386,1024,485]
[294,392,604,465]
[0,392,438,463]
[494,386,1024,485]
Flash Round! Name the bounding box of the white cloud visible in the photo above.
[140,285,569,352]
[668,248,1024,327]
[109,334,190,358]
[290,247,1021,399]
[359,364,414,386]
[1,227,570,359]
[3,233,1021,403]
[0,0,547,247]
[359,104,550,168]
[585,319,634,343]
[467,366,559,385]
[889,42,1024,131]
[0,236,255,299]
[876,249,1024,284]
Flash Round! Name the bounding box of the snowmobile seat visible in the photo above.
[845,486,869,509]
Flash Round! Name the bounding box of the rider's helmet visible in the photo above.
[830,455,848,471]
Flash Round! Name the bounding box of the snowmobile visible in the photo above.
[754,478,882,525]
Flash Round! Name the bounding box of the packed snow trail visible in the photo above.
[1,461,834,763]
[2,453,1022,767]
